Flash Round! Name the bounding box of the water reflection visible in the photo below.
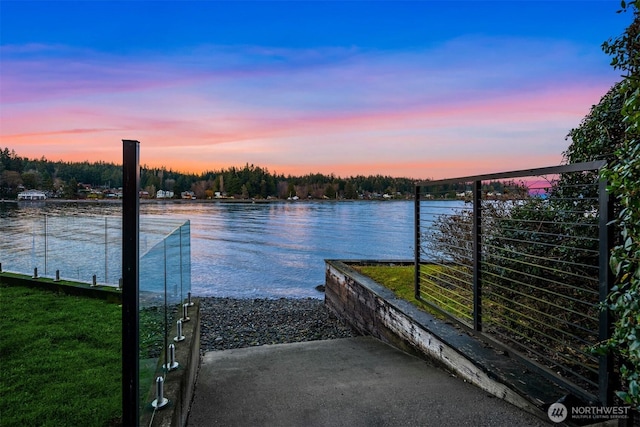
[0,200,452,299]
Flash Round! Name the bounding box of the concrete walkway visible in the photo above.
[187,336,550,426]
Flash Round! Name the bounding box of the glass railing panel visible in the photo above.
[0,214,190,290]
[0,213,46,277]
[0,212,192,419]
[181,221,192,300]
[138,220,191,417]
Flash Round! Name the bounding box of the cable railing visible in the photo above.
[414,161,613,405]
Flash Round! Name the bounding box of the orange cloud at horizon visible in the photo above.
[3,10,623,183]
[2,79,606,180]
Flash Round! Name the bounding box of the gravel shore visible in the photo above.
[199,297,359,354]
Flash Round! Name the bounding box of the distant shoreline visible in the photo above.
[1,197,411,205]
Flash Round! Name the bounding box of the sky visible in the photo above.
[0,1,633,179]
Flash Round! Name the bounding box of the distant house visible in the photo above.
[156,190,174,199]
[181,191,196,200]
[18,190,47,201]
[104,189,119,198]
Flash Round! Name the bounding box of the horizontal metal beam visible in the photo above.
[416,160,606,187]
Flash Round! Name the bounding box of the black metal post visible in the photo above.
[105,217,108,283]
[414,185,421,299]
[598,176,614,406]
[122,140,140,426]
[180,225,183,301]
[472,180,482,332]
[44,215,47,276]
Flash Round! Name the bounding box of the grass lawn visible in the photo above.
[352,263,472,321]
[352,264,437,312]
[352,264,416,299]
[0,283,122,427]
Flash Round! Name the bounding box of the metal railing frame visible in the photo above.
[122,139,140,426]
[414,160,613,405]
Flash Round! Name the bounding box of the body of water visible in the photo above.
[0,200,456,299]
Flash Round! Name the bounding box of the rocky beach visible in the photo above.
[199,297,359,354]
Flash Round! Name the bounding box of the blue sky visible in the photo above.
[0,1,633,178]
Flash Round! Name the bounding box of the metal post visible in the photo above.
[31,224,36,274]
[44,215,47,277]
[414,184,421,299]
[164,343,179,371]
[174,319,185,342]
[187,291,194,307]
[122,140,140,426]
[151,376,169,409]
[163,239,169,377]
[472,180,482,332]
[105,217,108,283]
[598,176,614,406]
[180,228,184,302]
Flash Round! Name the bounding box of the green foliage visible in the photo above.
[565,82,626,164]
[557,2,640,407]
[0,148,24,198]
[595,2,640,409]
[324,183,337,199]
[0,148,419,200]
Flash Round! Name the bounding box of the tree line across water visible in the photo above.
[0,147,434,200]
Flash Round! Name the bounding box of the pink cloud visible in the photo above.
[1,37,619,179]
[2,80,611,178]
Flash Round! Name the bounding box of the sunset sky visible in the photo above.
[0,1,632,179]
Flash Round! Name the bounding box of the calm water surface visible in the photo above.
[0,201,416,299]
[150,201,416,298]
